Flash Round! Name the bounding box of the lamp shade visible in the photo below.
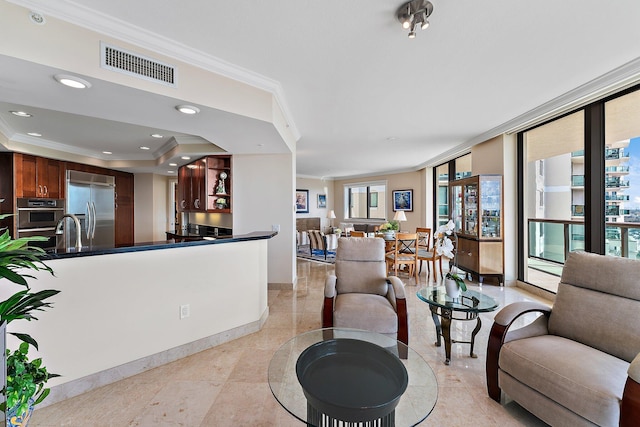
[393,211,407,222]
[328,210,336,219]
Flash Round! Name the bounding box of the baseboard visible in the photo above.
[41,307,270,408]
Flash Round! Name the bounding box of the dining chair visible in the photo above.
[349,231,366,237]
[385,232,418,283]
[416,227,442,282]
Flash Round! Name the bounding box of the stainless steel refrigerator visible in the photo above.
[64,170,115,248]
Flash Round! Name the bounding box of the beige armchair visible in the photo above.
[486,251,640,427]
[322,237,408,345]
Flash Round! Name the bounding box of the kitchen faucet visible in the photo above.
[55,213,82,250]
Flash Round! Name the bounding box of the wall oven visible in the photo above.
[16,198,65,251]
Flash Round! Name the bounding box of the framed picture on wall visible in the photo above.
[393,189,413,211]
[296,189,309,213]
[317,194,327,208]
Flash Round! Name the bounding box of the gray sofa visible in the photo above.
[486,251,640,427]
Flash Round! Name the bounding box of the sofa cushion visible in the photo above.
[334,293,398,334]
[500,335,628,427]
[549,252,640,363]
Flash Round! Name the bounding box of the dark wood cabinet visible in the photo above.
[15,153,65,199]
[114,172,134,246]
[178,155,231,213]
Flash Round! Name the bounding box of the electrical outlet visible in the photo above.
[180,304,190,319]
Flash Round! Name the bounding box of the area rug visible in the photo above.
[296,245,336,264]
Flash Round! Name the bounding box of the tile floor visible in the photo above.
[30,260,551,426]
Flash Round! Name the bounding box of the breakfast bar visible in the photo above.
[1,231,276,407]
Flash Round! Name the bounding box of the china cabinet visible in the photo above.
[449,174,503,284]
[177,155,232,213]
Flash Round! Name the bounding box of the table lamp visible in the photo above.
[393,210,407,232]
[328,210,336,232]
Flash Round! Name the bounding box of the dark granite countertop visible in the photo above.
[45,231,277,260]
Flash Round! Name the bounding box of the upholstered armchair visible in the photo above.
[322,237,408,345]
[486,251,640,427]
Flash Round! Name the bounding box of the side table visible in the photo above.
[417,286,499,365]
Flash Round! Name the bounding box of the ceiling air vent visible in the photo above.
[100,42,177,87]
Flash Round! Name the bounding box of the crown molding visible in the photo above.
[8,0,301,141]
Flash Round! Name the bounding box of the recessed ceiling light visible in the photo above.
[102,151,112,155]
[54,74,92,89]
[27,132,42,137]
[10,111,32,117]
[151,133,163,138]
[169,163,177,167]
[175,105,200,115]
[181,156,191,160]
[139,146,150,150]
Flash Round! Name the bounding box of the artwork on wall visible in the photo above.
[296,189,309,213]
[317,194,327,208]
[370,192,378,208]
[393,189,413,211]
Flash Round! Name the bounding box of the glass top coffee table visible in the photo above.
[417,286,499,365]
[268,328,437,426]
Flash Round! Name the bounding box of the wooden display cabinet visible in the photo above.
[449,174,503,284]
[206,155,232,213]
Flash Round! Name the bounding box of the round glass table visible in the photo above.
[417,286,499,365]
[268,328,438,426]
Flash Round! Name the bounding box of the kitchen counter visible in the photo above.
[45,230,277,259]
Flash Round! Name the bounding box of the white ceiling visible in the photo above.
[2,0,640,178]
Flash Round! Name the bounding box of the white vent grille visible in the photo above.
[100,42,177,87]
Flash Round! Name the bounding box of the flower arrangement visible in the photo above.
[434,220,467,291]
[378,220,399,232]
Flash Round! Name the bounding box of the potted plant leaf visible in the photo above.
[434,220,467,298]
[4,342,59,426]
[0,216,60,425]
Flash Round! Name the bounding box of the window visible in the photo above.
[345,182,386,219]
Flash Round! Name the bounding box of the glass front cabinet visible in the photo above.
[449,174,504,284]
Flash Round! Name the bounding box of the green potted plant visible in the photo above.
[4,342,59,426]
[0,217,60,425]
[435,220,467,297]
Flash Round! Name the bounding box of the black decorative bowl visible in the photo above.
[296,338,408,423]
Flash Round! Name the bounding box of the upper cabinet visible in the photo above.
[14,153,65,199]
[450,174,502,240]
[177,155,232,213]
[206,155,232,213]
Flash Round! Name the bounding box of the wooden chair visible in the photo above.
[385,232,418,283]
[349,231,366,237]
[416,227,442,282]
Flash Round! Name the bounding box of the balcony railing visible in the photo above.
[605,194,630,201]
[605,179,630,188]
[605,148,630,160]
[571,175,585,186]
[528,218,640,265]
[571,150,584,157]
[605,166,630,173]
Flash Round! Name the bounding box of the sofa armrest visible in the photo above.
[385,276,408,346]
[486,301,552,402]
[322,275,337,328]
[324,275,337,298]
[621,353,640,427]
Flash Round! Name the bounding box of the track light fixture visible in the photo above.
[396,0,434,39]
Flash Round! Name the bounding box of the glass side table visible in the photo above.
[268,328,438,426]
[417,286,499,365]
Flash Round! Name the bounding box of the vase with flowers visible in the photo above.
[378,220,399,239]
[434,220,467,298]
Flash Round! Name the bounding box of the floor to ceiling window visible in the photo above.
[604,90,640,259]
[433,153,472,231]
[519,85,640,292]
